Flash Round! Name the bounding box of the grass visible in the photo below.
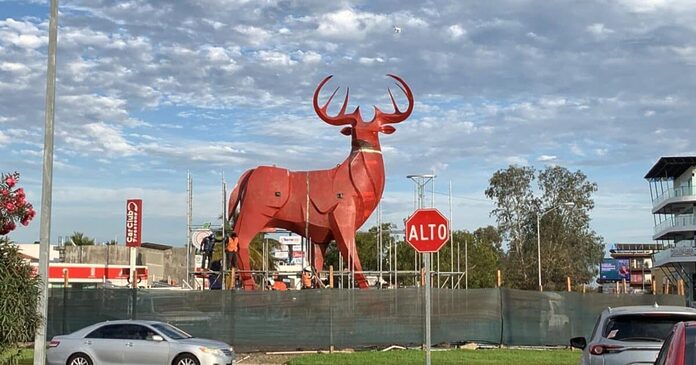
[287,348,581,365]
[0,348,33,365]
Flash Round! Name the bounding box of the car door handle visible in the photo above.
[125,342,133,347]
[83,340,92,345]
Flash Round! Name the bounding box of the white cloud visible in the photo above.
[296,50,322,64]
[447,24,466,40]
[316,9,387,40]
[0,62,30,74]
[82,122,138,156]
[256,50,296,67]
[505,156,528,165]
[586,23,614,39]
[537,155,557,162]
[358,57,385,65]
[0,130,9,145]
[233,25,271,45]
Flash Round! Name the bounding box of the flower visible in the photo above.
[0,189,8,197]
[5,202,15,212]
[5,175,16,188]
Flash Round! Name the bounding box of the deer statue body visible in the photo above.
[228,74,413,289]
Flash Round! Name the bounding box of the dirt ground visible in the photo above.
[236,352,302,365]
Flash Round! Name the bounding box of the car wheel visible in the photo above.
[173,353,200,365]
[66,353,93,365]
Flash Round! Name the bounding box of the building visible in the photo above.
[646,156,696,303]
[600,243,662,294]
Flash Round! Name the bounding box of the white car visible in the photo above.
[47,320,234,365]
[570,305,696,365]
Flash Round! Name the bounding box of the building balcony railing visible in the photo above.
[653,185,696,206]
[653,215,696,240]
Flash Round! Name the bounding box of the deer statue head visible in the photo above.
[313,74,414,153]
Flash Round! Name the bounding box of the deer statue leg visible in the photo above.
[312,242,330,273]
[233,212,273,290]
[330,211,369,288]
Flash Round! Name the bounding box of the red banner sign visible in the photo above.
[125,199,142,247]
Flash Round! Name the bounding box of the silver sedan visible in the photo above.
[47,319,234,365]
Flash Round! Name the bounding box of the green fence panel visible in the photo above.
[46,287,684,351]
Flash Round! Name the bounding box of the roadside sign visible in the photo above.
[405,208,450,252]
[125,199,143,247]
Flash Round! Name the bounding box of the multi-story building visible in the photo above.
[603,243,662,294]
[646,156,696,304]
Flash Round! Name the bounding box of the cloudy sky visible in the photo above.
[1,0,694,247]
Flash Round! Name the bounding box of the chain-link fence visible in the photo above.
[47,288,683,351]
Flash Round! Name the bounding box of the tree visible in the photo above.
[0,172,36,236]
[485,165,604,290]
[69,232,95,246]
[0,237,41,363]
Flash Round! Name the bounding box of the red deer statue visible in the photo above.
[228,74,413,289]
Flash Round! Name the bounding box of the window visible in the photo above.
[604,314,696,342]
[151,323,192,340]
[87,324,130,339]
[86,324,153,340]
[655,330,674,365]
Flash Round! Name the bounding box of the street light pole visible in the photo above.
[537,202,575,292]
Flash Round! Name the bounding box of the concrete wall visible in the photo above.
[63,245,188,286]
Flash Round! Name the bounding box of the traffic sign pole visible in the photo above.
[424,252,431,365]
[404,208,449,365]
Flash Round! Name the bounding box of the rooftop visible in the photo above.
[645,156,696,180]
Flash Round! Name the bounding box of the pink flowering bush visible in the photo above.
[0,172,35,235]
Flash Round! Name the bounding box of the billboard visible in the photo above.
[600,258,630,282]
[279,236,302,246]
[125,199,142,247]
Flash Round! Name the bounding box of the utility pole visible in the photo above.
[34,0,59,363]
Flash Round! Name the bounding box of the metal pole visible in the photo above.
[186,171,191,287]
[34,0,58,363]
[449,180,454,289]
[465,238,468,290]
[130,247,137,288]
[424,252,432,365]
[394,236,398,288]
[378,203,382,285]
[537,213,542,291]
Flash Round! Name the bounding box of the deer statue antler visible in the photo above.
[313,75,362,126]
[373,74,414,124]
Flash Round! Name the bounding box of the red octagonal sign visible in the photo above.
[405,208,450,253]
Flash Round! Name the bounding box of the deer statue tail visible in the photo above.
[228,169,254,226]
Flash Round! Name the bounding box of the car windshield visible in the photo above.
[151,323,193,340]
[604,314,696,342]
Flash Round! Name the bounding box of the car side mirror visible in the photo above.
[570,336,586,350]
[151,335,164,342]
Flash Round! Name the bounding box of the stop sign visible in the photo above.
[405,208,450,252]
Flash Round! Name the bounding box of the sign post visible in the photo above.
[126,199,143,288]
[404,208,450,365]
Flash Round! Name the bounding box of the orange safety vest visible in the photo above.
[272,281,288,291]
[226,236,238,252]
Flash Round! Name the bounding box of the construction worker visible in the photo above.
[225,232,239,289]
[301,266,314,289]
[272,277,287,291]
